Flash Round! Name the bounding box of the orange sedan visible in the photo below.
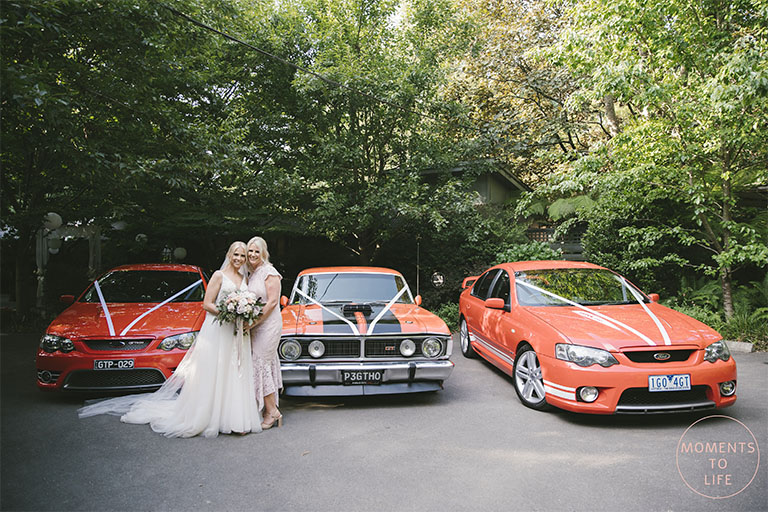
[459,261,737,414]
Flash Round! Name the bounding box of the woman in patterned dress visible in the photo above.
[246,236,284,429]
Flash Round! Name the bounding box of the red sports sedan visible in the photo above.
[36,263,208,392]
[459,261,737,414]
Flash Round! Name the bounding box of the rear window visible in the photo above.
[81,270,205,303]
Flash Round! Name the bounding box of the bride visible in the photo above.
[78,241,262,437]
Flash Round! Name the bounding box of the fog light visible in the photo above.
[719,381,736,397]
[308,340,325,358]
[400,339,416,357]
[280,339,302,360]
[38,370,53,383]
[578,386,599,403]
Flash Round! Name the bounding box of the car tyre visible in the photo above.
[459,318,477,359]
[513,345,548,410]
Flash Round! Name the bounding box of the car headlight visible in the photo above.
[555,344,619,367]
[421,337,444,358]
[40,334,75,353]
[280,339,302,360]
[159,331,198,351]
[308,339,325,358]
[704,340,730,363]
[400,339,416,357]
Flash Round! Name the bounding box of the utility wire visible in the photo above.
[161,3,452,126]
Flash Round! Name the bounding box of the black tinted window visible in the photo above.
[489,270,510,304]
[82,270,205,303]
[472,269,498,300]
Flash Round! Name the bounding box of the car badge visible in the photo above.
[654,352,671,361]
[110,340,127,348]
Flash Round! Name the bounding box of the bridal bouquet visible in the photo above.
[215,290,265,334]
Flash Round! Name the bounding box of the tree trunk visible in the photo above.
[604,95,621,137]
[720,266,735,320]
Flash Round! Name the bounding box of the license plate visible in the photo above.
[94,359,135,370]
[341,369,383,385]
[648,374,691,392]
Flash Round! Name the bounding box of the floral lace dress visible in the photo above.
[247,263,283,411]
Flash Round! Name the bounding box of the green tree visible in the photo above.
[521,0,768,317]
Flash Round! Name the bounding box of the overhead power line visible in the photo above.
[161,3,450,126]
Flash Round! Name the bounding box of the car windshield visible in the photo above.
[515,268,647,307]
[291,273,412,305]
[81,270,205,303]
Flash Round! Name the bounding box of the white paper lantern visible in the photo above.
[43,212,62,230]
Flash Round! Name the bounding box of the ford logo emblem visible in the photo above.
[110,340,126,348]
[653,352,671,361]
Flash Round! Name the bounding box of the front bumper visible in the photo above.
[539,352,737,414]
[280,359,454,396]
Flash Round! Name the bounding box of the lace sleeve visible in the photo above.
[262,264,282,281]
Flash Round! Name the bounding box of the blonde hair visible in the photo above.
[246,236,270,266]
[224,241,247,271]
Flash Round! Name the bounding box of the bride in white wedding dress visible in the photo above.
[78,241,262,437]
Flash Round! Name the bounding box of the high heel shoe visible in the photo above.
[261,412,283,430]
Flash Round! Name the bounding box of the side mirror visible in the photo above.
[59,295,75,305]
[280,296,288,307]
[484,298,505,310]
[648,293,660,303]
[462,276,478,289]
[414,295,422,306]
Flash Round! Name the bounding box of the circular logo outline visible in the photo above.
[676,415,760,499]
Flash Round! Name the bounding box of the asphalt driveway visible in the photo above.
[1,332,766,511]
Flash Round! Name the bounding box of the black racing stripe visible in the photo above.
[368,305,402,334]
[321,307,357,334]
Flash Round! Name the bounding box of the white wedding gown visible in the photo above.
[78,273,262,437]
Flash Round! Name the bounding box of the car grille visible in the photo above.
[365,339,424,357]
[622,349,695,363]
[63,369,166,390]
[615,385,714,414]
[299,339,360,357]
[83,339,153,351]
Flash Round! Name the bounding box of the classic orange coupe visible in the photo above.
[459,261,737,414]
[278,267,454,396]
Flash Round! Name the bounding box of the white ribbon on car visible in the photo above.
[516,280,658,346]
[91,278,203,337]
[120,279,203,336]
[294,288,360,336]
[620,277,671,345]
[93,280,116,336]
[367,287,408,334]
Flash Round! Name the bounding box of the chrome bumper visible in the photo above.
[280,359,454,396]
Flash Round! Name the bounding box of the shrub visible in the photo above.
[433,302,459,333]
[493,241,562,264]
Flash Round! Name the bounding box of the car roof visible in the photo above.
[108,263,203,272]
[491,260,606,273]
[297,266,403,276]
